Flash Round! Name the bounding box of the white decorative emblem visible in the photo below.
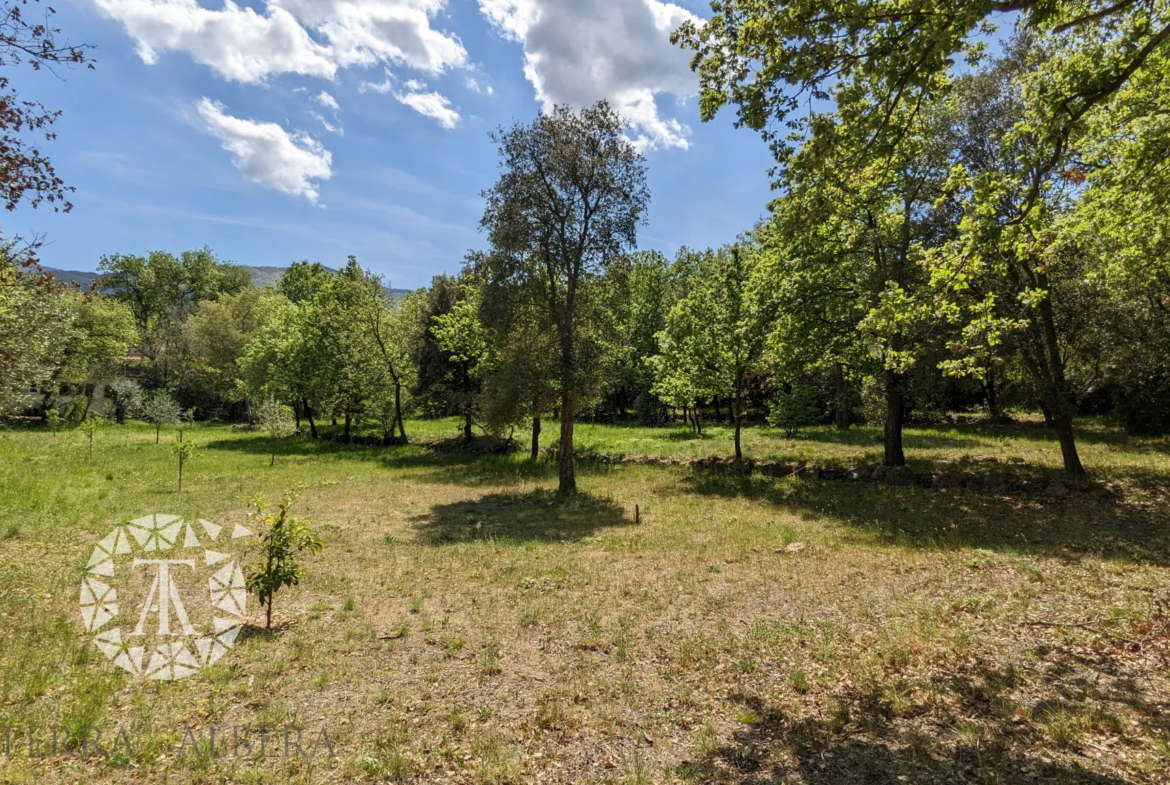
[79,514,254,680]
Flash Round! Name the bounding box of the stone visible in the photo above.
[846,466,869,481]
[871,465,888,481]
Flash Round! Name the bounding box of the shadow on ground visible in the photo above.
[409,489,634,545]
[676,647,1164,784]
[680,469,1170,567]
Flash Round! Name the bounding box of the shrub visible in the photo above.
[769,384,822,437]
[245,488,324,629]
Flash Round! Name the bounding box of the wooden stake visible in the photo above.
[635,504,640,524]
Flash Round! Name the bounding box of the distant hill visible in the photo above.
[39,266,410,298]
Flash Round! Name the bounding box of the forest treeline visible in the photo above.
[4,4,1170,494]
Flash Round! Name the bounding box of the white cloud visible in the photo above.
[358,69,395,94]
[479,0,698,150]
[465,76,493,95]
[197,98,333,202]
[92,0,467,83]
[316,90,341,112]
[394,88,460,129]
[310,111,343,135]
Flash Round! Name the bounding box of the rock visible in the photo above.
[886,465,915,486]
[778,541,805,554]
[846,466,869,481]
[871,465,888,481]
[1046,480,1069,498]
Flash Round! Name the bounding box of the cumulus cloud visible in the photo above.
[479,0,698,150]
[197,98,333,202]
[394,88,460,129]
[92,0,467,83]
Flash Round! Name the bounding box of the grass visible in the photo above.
[0,415,1168,783]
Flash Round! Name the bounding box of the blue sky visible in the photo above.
[8,0,776,289]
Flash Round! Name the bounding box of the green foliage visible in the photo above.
[106,378,142,424]
[170,437,196,492]
[769,384,822,437]
[256,396,296,464]
[79,414,105,456]
[245,487,325,629]
[477,100,650,493]
[140,390,182,442]
[652,245,770,459]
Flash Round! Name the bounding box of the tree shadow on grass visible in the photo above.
[675,694,1136,784]
[679,470,1170,567]
[409,489,634,545]
[675,640,1167,785]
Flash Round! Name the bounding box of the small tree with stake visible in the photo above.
[171,433,196,492]
[256,397,295,466]
[245,488,324,629]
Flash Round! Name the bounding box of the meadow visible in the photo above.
[0,416,1167,784]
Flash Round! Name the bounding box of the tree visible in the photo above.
[411,276,484,436]
[0,238,73,412]
[478,101,650,493]
[256,396,295,466]
[183,288,265,419]
[239,293,331,439]
[98,248,251,389]
[352,267,417,443]
[245,488,324,629]
[1,0,94,213]
[477,269,559,458]
[54,292,136,421]
[430,285,495,441]
[674,2,1170,475]
[171,434,195,493]
[140,389,181,443]
[107,378,141,425]
[79,413,104,456]
[653,246,771,461]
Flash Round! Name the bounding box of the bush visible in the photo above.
[769,384,822,437]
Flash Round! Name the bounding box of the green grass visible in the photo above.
[0,416,1168,783]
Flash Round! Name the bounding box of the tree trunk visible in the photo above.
[732,391,743,462]
[343,412,352,444]
[303,398,318,439]
[984,367,1000,418]
[1052,411,1085,475]
[558,387,576,494]
[884,369,906,467]
[463,409,473,442]
[694,407,703,436]
[394,382,407,442]
[155,424,161,444]
[531,409,541,461]
[270,448,275,466]
[115,404,126,425]
[293,401,301,431]
[266,596,273,629]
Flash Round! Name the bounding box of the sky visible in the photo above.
[7,0,778,289]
